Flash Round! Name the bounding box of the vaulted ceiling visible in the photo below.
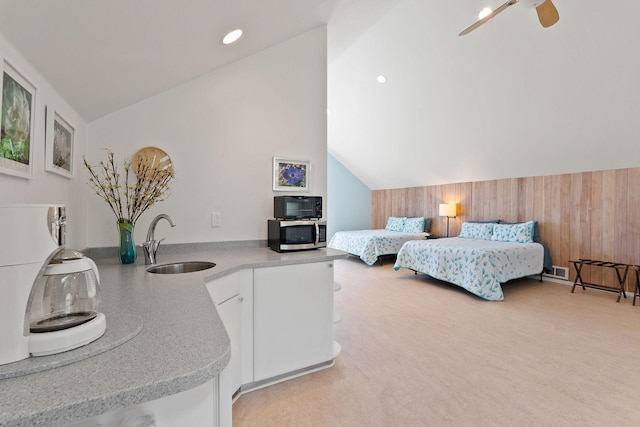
[2,0,638,191]
[327,0,640,189]
[0,0,400,121]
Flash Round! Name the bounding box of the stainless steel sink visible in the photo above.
[146,261,216,274]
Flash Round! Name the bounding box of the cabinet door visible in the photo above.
[253,261,334,382]
[216,294,242,395]
[205,270,253,400]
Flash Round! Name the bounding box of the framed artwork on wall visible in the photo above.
[0,60,36,179]
[45,106,74,178]
[273,157,310,192]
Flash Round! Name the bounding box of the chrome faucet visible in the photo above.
[143,214,176,265]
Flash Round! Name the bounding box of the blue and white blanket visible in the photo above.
[328,229,428,266]
[394,238,544,301]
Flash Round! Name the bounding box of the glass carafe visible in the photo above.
[27,250,101,333]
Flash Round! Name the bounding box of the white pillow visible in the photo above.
[385,217,406,232]
[403,217,425,233]
[491,221,535,243]
[458,222,495,240]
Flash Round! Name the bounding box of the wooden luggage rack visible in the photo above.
[570,259,629,303]
[632,265,640,306]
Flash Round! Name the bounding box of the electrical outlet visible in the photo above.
[211,212,221,227]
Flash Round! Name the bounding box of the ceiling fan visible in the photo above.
[459,0,559,36]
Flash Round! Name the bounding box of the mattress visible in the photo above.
[393,237,544,300]
[328,229,428,266]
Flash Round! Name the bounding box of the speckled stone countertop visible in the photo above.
[0,242,347,427]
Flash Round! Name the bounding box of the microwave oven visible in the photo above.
[268,219,327,252]
[274,196,322,220]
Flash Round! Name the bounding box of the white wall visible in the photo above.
[328,0,640,190]
[0,33,88,250]
[327,152,370,239]
[87,28,327,247]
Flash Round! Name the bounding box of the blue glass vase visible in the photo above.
[118,220,137,264]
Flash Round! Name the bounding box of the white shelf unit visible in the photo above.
[333,281,342,358]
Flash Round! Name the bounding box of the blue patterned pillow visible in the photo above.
[501,220,540,242]
[491,221,534,243]
[458,222,494,240]
[385,217,406,232]
[403,217,425,233]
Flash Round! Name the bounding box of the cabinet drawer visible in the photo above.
[206,271,241,304]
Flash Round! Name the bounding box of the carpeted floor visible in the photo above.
[232,257,640,426]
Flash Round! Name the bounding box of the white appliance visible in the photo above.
[27,249,106,356]
[0,204,104,365]
[0,204,65,365]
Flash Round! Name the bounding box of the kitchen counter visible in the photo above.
[0,243,347,427]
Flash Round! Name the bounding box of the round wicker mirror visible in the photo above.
[131,146,174,181]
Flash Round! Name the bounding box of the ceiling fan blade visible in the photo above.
[535,0,559,28]
[459,0,518,36]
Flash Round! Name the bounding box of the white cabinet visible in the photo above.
[67,378,218,427]
[333,281,342,358]
[205,269,253,425]
[253,261,334,382]
[206,261,335,404]
[216,292,242,393]
[206,269,253,394]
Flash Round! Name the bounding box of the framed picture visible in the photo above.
[0,60,36,179]
[273,157,310,192]
[45,106,74,178]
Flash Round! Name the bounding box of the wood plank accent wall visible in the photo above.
[371,167,640,292]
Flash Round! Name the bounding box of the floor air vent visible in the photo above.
[545,266,569,280]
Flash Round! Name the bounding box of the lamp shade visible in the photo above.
[439,203,457,218]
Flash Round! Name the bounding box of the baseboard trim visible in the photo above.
[531,274,635,298]
[234,359,335,401]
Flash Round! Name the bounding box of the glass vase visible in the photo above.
[118,220,137,264]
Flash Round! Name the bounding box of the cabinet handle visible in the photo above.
[238,297,244,303]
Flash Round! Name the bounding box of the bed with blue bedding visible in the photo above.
[328,217,431,266]
[393,221,550,301]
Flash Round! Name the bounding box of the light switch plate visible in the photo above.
[211,212,221,227]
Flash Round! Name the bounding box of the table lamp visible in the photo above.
[439,203,457,237]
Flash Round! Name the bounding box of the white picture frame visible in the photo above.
[0,60,36,179]
[45,106,74,178]
[273,157,310,192]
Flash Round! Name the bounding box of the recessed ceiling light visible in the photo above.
[377,75,386,84]
[222,29,243,45]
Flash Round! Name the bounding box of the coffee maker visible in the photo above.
[0,205,65,364]
[0,204,105,365]
[27,248,105,356]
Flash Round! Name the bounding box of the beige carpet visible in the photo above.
[233,257,640,426]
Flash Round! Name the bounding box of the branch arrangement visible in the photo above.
[83,149,174,225]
